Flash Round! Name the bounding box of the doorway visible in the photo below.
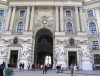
[68,51,77,67]
[34,29,53,68]
[10,50,18,68]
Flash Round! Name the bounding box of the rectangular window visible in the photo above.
[0,10,4,16]
[66,11,71,17]
[87,10,93,17]
[20,10,25,17]
[92,41,99,50]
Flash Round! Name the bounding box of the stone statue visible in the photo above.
[0,41,6,57]
[80,44,90,59]
[21,43,31,59]
[55,45,66,61]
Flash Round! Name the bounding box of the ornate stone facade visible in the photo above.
[0,0,100,70]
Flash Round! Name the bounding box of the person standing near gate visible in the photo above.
[70,64,74,76]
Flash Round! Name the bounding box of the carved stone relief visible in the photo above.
[20,43,32,59]
[54,45,66,61]
[80,44,91,59]
[0,40,6,57]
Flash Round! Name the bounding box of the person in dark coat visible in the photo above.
[22,63,24,71]
[0,64,4,76]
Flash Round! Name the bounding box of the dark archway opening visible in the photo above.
[68,51,77,68]
[10,50,18,68]
[34,29,53,68]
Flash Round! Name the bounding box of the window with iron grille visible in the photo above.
[94,54,100,64]
[92,41,99,50]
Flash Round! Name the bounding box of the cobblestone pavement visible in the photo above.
[13,69,100,76]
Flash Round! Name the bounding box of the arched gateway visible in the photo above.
[34,28,53,68]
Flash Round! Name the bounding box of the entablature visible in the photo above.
[7,0,83,7]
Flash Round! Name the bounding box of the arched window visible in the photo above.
[17,22,24,32]
[0,22,2,32]
[13,37,18,44]
[89,23,97,35]
[66,23,73,33]
[94,54,100,64]
[69,39,74,45]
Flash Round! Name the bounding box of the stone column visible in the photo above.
[55,6,59,32]
[60,6,64,32]
[29,6,35,31]
[25,6,30,31]
[79,7,86,32]
[5,7,12,31]
[9,7,16,31]
[95,8,100,34]
[75,7,80,32]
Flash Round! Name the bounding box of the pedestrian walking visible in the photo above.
[70,64,74,76]
[27,63,30,70]
[31,64,35,71]
[19,63,22,70]
[5,64,13,76]
[22,63,24,71]
[43,64,47,74]
[56,65,60,73]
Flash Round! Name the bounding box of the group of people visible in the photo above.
[0,62,13,76]
[56,65,63,73]
[70,64,79,76]
[19,63,47,74]
[19,63,25,71]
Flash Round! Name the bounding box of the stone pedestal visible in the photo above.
[82,58,92,70]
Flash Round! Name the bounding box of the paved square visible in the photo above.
[13,70,100,76]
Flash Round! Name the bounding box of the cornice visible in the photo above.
[83,0,100,9]
[8,0,83,2]
[83,0,100,5]
[8,0,82,7]
[0,0,8,5]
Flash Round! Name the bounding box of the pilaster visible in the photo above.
[75,6,80,32]
[60,6,64,32]
[55,6,59,32]
[5,7,12,31]
[25,6,30,31]
[29,6,35,31]
[79,7,86,32]
[95,8,100,34]
[9,6,16,31]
